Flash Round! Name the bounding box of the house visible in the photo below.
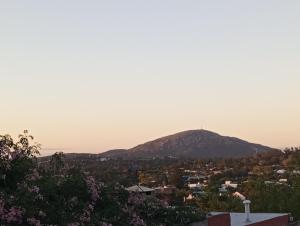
[292,170,300,175]
[213,170,222,175]
[223,181,238,189]
[208,200,289,226]
[276,169,286,175]
[264,181,275,185]
[219,187,228,193]
[184,170,198,173]
[279,179,288,183]
[99,157,108,162]
[208,212,289,226]
[188,176,206,181]
[188,183,202,189]
[125,185,154,195]
[193,190,207,196]
[219,181,238,194]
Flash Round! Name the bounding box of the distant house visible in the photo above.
[99,157,108,162]
[219,181,238,193]
[125,185,154,195]
[184,170,198,173]
[213,170,222,175]
[188,176,206,181]
[276,169,286,174]
[292,170,300,175]
[223,181,238,189]
[188,183,202,189]
[278,178,288,183]
[264,181,275,185]
[219,187,227,193]
[193,190,207,196]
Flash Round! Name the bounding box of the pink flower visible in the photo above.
[29,186,40,193]
[27,217,41,226]
[130,214,146,226]
[128,194,145,206]
[0,199,5,215]
[85,176,100,202]
[4,206,23,224]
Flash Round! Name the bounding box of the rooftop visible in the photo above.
[210,212,288,226]
[126,185,154,193]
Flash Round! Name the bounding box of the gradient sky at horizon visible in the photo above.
[0,1,299,155]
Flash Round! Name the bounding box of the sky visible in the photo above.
[0,1,299,155]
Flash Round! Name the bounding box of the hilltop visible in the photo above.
[100,130,278,159]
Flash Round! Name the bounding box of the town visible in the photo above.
[43,147,300,225]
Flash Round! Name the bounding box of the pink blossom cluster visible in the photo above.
[25,184,43,201]
[130,213,146,226]
[29,185,40,193]
[79,208,92,224]
[127,193,145,206]
[126,193,172,225]
[0,199,4,215]
[68,176,101,225]
[85,176,100,202]
[0,199,23,224]
[27,217,41,226]
[126,194,149,226]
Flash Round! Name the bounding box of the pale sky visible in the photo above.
[0,1,299,155]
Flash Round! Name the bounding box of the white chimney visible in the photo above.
[243,200,251,222]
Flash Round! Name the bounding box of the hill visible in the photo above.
[100,130,278,159]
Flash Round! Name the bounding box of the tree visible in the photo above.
[50,152,65,175]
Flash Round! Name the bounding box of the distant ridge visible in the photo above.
[100,130,278,159]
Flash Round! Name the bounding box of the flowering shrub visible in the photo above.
[0,132,204,226]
